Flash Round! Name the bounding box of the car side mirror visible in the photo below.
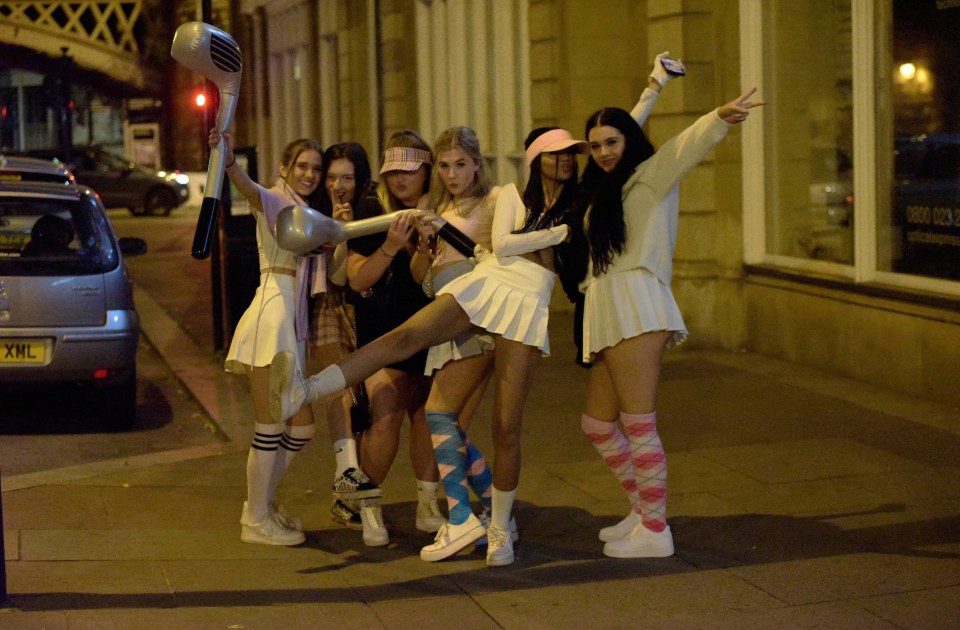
[118,236,147,257]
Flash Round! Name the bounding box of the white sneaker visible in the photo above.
[242,500,302,533]
[359,501,389,547]
[416,498,445,533]
[270,501,302,531]
[240,509,305,546]
[599,511,642,542]
[602,523,674,558]
[420,513,485,562]
[476,511,518,546]
[485,525,515,566]
[269,351,308,423]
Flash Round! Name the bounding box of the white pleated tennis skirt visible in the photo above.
[224,273,305,373]
[424,259,493,375]
[439,255,555,354]
[581,267,687,363]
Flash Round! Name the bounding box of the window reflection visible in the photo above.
[886,1,960,281]
[763,0,853,264]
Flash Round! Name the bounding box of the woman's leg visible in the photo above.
[403,373,445,533]
[274,295,474,413]
[419,351,494,561]
[486,337,541,566]
[241,367,306,545]
[311,340,379,499]
[360,368,414,485]
[427,351,494,511]
[581,357,641,541]
[598,331,675,558]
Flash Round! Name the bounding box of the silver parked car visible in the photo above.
[0,178,147,429]
[0,154,75,186]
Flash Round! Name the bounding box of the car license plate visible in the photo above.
[0,339,46,364]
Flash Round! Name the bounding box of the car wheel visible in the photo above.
[144,188,178,217]
[101,368,137,431]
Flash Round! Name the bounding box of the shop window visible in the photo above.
[742,0,960,294]
[885,1,960,282]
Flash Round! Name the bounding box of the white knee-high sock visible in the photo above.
[417,480,439,505]
[306,364,346,401]
[491,486,517,530]
[334,437,359,477]
[246,422,284,522]
[267,423,317,502]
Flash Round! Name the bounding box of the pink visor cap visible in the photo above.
[380,147,433,174]
[524,128,588,166]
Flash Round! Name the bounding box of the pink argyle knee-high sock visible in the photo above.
[620,411,667,533]
[580,413,639,510]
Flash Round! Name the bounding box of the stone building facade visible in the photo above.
[227,0,960,409]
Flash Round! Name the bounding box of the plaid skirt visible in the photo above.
[311,285,356,350]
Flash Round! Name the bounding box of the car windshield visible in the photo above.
[0,195,118,276]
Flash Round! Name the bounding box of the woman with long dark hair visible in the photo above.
[576,89,764,558]
[312,142,384,535]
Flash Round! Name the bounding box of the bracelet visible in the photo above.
[379,245,396,258]
[225,155,236,169]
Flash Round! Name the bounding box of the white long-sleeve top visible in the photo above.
[491,183,568,257]
[582,109,732,288]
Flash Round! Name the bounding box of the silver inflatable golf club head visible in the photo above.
[275,206,409,255]
[275,206,469,256]
[171,21,242,258]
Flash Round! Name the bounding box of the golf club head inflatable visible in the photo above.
[171,21,242,259]
[275,205,479,259]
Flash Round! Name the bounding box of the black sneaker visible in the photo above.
[332,467,383,500]
[330,499,363,531]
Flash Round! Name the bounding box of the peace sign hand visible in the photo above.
[718,87,766,125]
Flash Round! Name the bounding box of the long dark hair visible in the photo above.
[520,127,580,232]
[577,107,655,275]
[319,142,376,218]
[279,138,324,208]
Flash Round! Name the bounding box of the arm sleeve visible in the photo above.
[642,110,732,198]
[629,88,660,127]
[491,183,568,257]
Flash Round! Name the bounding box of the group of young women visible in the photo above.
[223,52,763,565]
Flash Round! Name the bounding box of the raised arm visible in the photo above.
[491,183,568,257]
[210,129,263,213]
[630,51,685,127]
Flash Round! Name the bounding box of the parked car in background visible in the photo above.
[798,147,854,263]
[0,175,148,430]
[21,145,190,216]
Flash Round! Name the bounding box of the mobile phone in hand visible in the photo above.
[660,56,686,77]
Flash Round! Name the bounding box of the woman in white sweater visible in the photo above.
[577,89,764,559]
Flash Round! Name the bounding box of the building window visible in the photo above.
[741,0,960,294]
[884,2,960,282]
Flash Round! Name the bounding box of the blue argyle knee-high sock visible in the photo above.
[465,438,493,513]
[427,411,472,525]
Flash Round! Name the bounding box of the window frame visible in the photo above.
[739,0,960,297]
